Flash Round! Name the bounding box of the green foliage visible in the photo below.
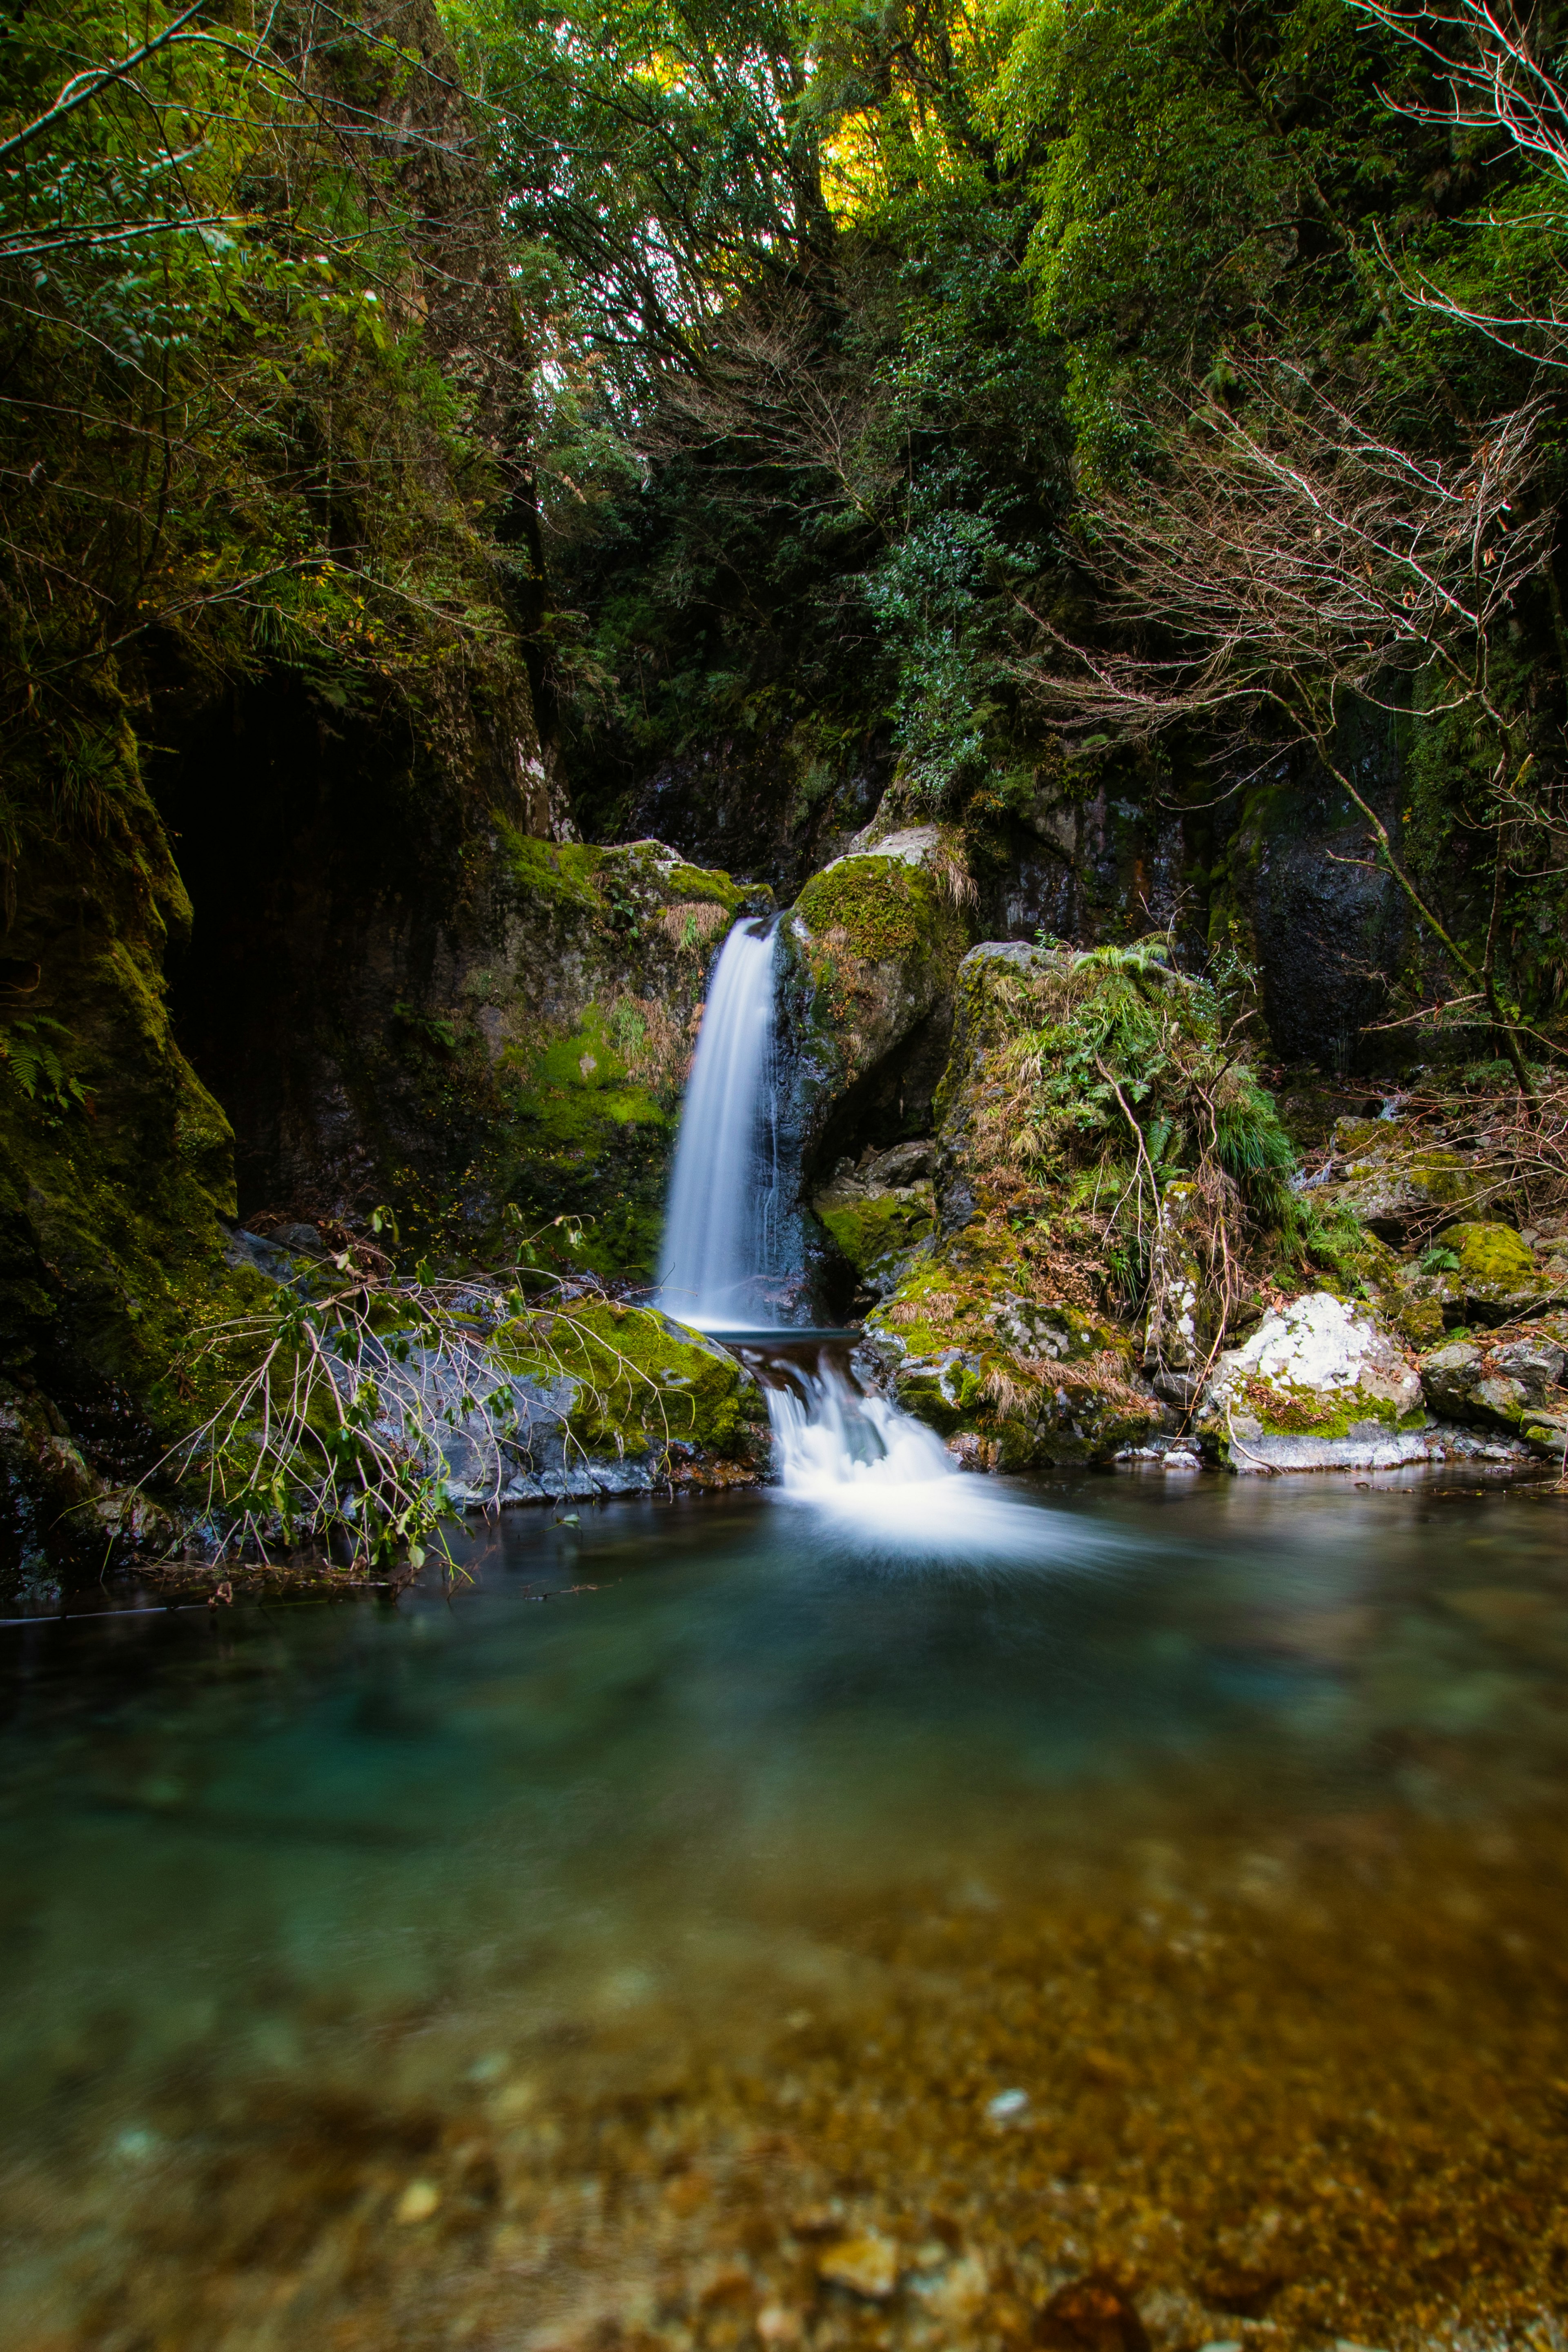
[990,935,1309,1318]
[0,0,523,893]
[0,1016,88,1118]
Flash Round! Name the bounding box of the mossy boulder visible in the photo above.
[779,835,974,1182]
[514,1302,769,1472]
[865,1234,1163,1469]
[1195,1292,1430,1472]
[1321,1119,1484,1241]
[1441,1220,1537,1285]
[1423,1220,1557,1326]
[811,1145,937,1293]
[363,1298,770,1506]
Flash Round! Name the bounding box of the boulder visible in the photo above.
[1434,1220,1560,1325]
[1195,1292,1430,1472]
[780,837,975,1181]
[1318,1118,1483,1242]
[374,1300,771,1504]
[811,1156,935,1292]
[864,1237,1164,1469]
[1419,1329,1568,1454]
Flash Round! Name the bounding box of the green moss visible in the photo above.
[864,1233,1158,1466]
[502,826,605,911]
[659,861,748,910]
[497,1003,674,1278]
[817,1187,935,1278]
[501,1303,764,1462]
[1235,1375,1420,1438]
[1395,1295,1448,1350]
[797,855,931,962]
[1441,1221,1539,1287]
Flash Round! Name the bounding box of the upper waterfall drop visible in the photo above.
[656,918,784,1330]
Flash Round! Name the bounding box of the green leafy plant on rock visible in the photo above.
[0,1016,89,1118]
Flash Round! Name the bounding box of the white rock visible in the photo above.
[1196,1292,1425,1474]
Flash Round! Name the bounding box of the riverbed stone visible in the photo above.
[1195,1292,1428,1472]
[1419,1330,1568,1448]
[817,2235,900,2299]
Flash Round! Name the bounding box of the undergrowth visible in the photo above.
[121,1217,696,1568]
[987,935,1353,1358]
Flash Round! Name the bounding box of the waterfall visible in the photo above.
[657,916,1053,1546]
[764,1353,1064,1555]
[657,919,783,1330]
[767,1359,955,1492]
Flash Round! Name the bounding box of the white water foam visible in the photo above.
[767,1358,1069,1559]
[657,920,782,1329]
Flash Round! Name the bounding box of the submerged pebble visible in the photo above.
[395,2179,441,2225]
[817,2235,900,2299]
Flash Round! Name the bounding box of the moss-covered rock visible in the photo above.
[1441,1221,1537,1286]
[1195,1292,1429,1472]
[780,837,974,1172]
[508,1301,769,1473]
[813,1178,935,1286]
[1321,1120,1484,1241]
[865,1226,1162,1468]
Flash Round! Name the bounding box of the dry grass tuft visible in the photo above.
[658,901,731,950]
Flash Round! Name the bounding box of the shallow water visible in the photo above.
[4,1468,1568,2351]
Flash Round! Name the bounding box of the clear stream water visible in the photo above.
[4,1467,1568,2349]
[10,938,1566,2350]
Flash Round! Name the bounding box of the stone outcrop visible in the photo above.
[778,832,974,1177]
[1419,1327,1568,1456]
[811,1142,936,1296]
[1313,1116,1484,1241]
[1195,1292,1432,1471]
[861,942,1165,1467]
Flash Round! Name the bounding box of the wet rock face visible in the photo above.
[771,836,974,1308]
[1196,1292,1430,1472]
[811,1145,936,1297]
[1216,713,1405,1074]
